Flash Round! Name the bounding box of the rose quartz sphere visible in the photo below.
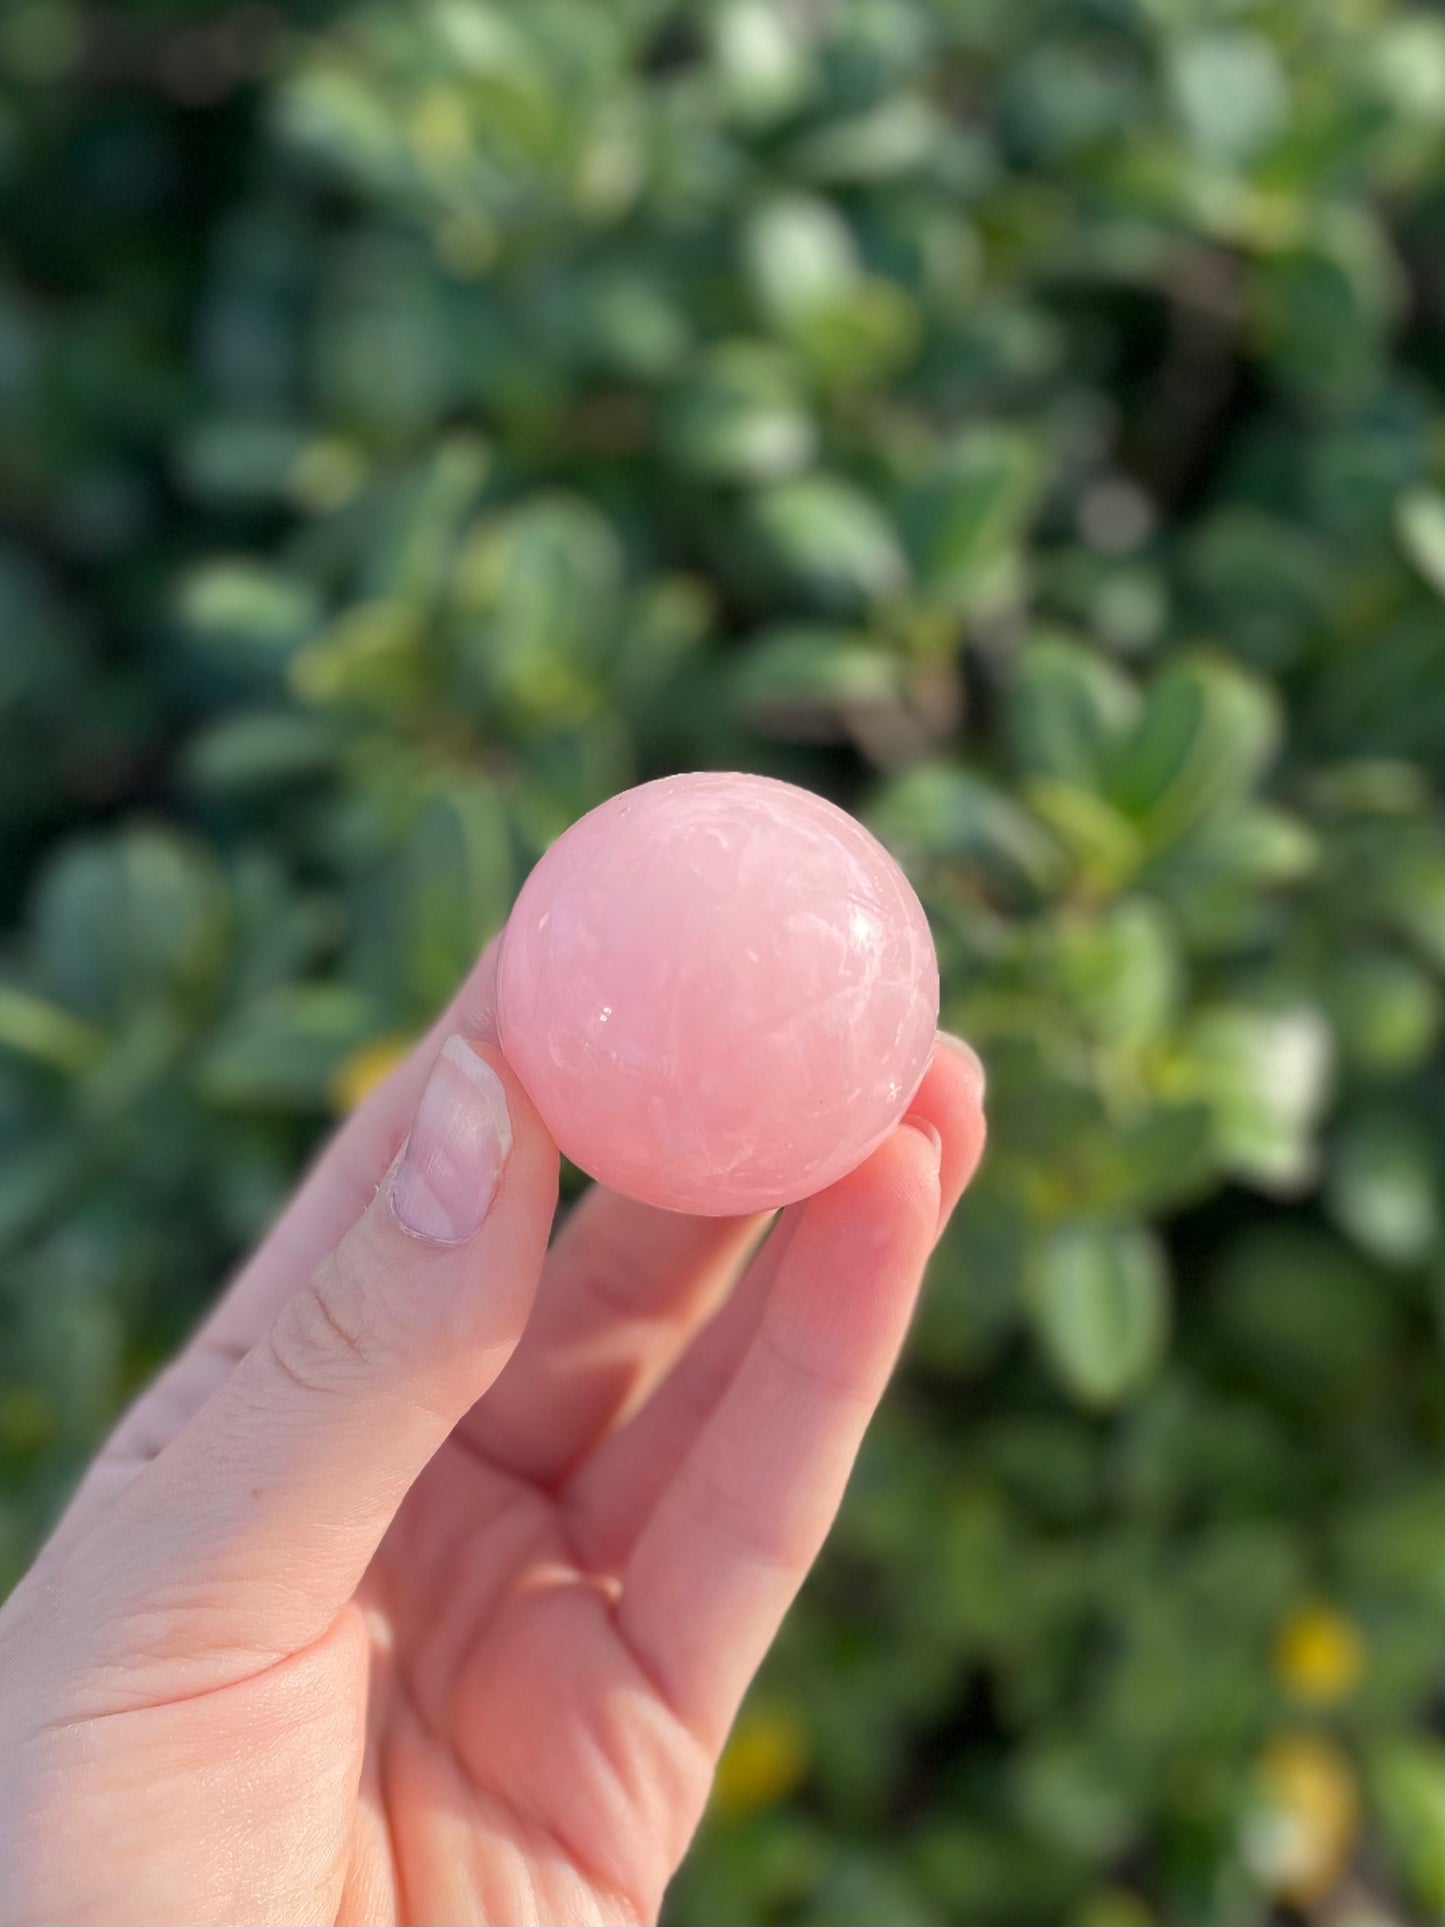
[496,771,939,1214]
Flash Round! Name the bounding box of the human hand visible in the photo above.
[0,939,985,1926]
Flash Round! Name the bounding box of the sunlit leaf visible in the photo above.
[1026,1224,1171,1410]
[748,476,909,608]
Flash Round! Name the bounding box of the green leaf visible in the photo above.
[0,1133,94,1258]
[289,602,422,709]
[1024,780,1143,894]
[1026,1224,1170,1410]
[614,576,714,699]
[664,343,814,481]
[744,193,859,331]
[178,562,322,667]
[30,828,228,1024]
[1037,901,1181,1050]
[1370,823,1445,969]
[1085,1103,1216,1218]
[787,275,921,389]
[1168,33,1287,164]
[314,236,460,435]
[905,430,1042,613]
[805,1860,945,1927]
[276,64,406,190]
[1395,489,1445,594]
[225,854,335,1003]
[1185,510,1331,672]
[175,417,309,506]
[1365,1739,1445,1925]
[0,985,101,1073]
[731,627,902,736]
[1327,1109,1441,1268]
[1009,637,1139,791]
[1013,1737,1139,1859]
[185,711,344,794]
[581,268,691,380]
[1251,215,1400,404]
[455,494,623,720]
[709,0,814,126]
[1145,803,1317,950]
[364,434,491,608]
[1375,7,1445,117]
[1169,1005,1332,1193]
[749,476,908,609]
[1106,655,1280,846]
[195,985,379,1111]
[868,765,1065,898]
[789,94,940,182]
[348,775,514,1013]
[741,193,920,385]
[1323,948,1442,1075]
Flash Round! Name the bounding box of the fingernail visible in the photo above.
[461,935,503,1047]
[902,1113,943,1172]
[389,1036,512,1244]
[936,1029,987,1098]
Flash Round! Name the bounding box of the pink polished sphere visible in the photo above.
[496,771,939,1214]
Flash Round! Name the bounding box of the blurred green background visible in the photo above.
[1,2,1441,1922]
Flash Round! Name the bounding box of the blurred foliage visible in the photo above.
[1,1,1442,1922]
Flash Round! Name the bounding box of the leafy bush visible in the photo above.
[1,2,1441,1921]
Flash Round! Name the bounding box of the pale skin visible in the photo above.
[0,940,985,1926]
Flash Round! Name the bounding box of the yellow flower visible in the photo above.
[710,1705,809,1819]
[1244,1733,1361,1905]
[1274,1603,1366,1706]
[329,1036,413,1114]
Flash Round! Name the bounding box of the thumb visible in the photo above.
[69,1032,558,1678]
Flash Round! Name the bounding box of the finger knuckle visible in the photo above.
[266,1254,383,1397]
